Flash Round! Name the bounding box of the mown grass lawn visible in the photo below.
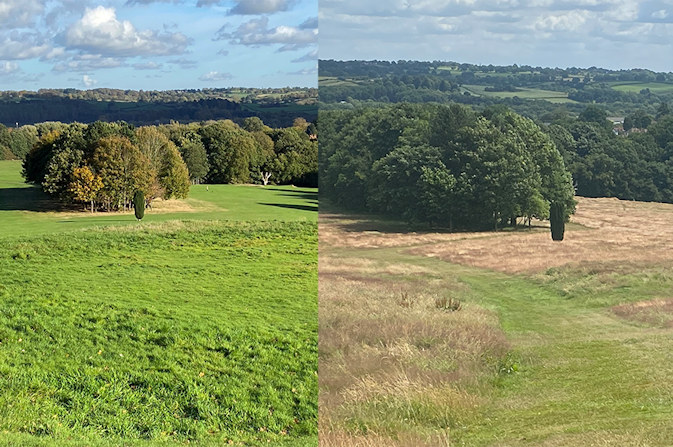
[0,161,318,446]
[0,160,317,238]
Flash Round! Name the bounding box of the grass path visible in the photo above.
[337,241,673,445]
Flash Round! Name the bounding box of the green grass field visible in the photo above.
[610,82,673,94]
[0,160,317,238]
[462,85,575,103]
[0,161,317,446]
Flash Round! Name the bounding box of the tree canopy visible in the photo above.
[320,103,575,230]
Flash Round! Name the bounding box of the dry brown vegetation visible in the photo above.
[319,218,509,445]
[612,298,673,328]
[320,197,673,446]
[403,197,673,274]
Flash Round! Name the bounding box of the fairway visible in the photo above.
[0,161,318,446]
[0,160,317,238]
[320,198,673,446]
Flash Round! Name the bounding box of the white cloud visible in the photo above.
[0,61,20,75]
[0,32,50,60]
[199,71,233,81]
[82,74,97,87]
[0,0,43,28]
[533,9,590,31]
[64,6,191,57]
[216,16,317,51]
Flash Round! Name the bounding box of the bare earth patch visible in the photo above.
[405,197,673,274]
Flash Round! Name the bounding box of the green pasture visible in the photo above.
[317,77,362,87]
[462,84,575,103]
[0,160,318,446]
[0,160,317,238]
[609,82,673,94]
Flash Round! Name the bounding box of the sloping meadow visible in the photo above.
[0,220,317,446]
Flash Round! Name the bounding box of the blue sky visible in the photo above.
[320,0,673,73]
[0,0,317,90]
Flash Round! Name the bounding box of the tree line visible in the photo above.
[319,60,673,119]
[545,104,673,203]
[0,97,317,129]
[22,117,317,212]
[319,103,575,230]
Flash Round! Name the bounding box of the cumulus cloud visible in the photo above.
[532,9,590,31]
[64,6,191,57]
[82,74,97,87]
[0,61,20,75]
[199,71,233,81]
[0,0,43,28]
[0,32,51,60]
[216,16,317,51]
[319,0,673,71]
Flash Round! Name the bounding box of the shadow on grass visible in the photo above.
[274,192,319,202]
[0,186,69,212]
[259,202,318,212]
[320,201,553,235]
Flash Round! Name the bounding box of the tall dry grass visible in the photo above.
[319,219,509,445]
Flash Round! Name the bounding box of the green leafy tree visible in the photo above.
[159,143,190,199]
[179,139,209,183]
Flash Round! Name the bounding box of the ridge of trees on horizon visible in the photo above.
[20,116,318,212]
[0,87,318,104]
[319,59,673,119]
[319,103,576,230]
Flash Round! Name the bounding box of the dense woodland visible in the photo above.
[0,87,317,128]
[320,103,575,230]
[320,60,673,118]
[19,117,317,212]
[545,104,673,202]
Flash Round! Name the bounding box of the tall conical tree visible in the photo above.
[550,202,565,241]
[134,190,145,221]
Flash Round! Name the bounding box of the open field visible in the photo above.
[610,82,673,94]
[320,197,673,446]
[462,85,574,103]
[0,160,317,237]
[0,161,318,446]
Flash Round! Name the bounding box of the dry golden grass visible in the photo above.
[319,226,509,445]
[405,197,673,274]
[319,213,496,251]
[612,298,673,328]
[51,197,223,219]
